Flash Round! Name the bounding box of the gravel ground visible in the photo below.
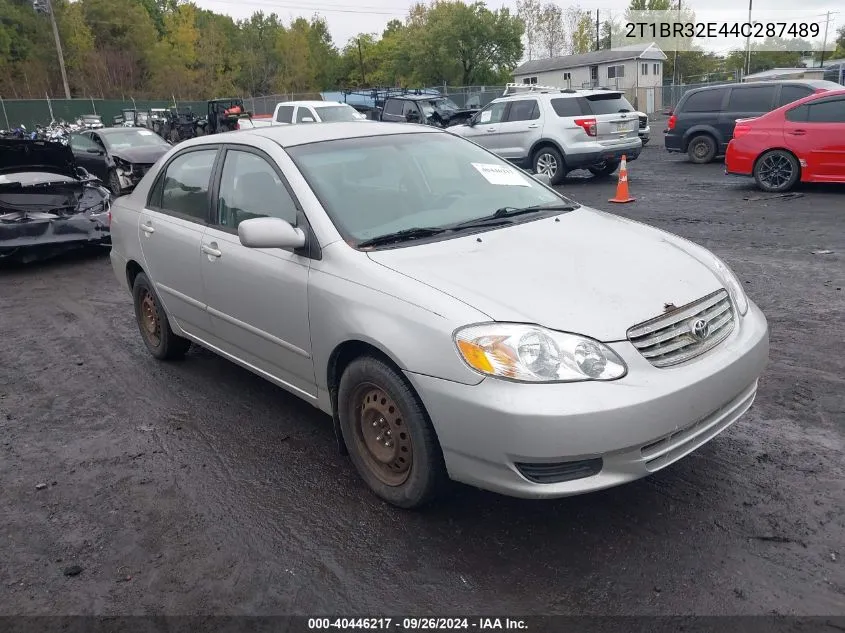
[1,134,843,617]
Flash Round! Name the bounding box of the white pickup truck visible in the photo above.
[238,100,367,129]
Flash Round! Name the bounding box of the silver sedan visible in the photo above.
[108,122,769,508]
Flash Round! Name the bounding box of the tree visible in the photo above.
[516,0,541,61]
[570,10,595,54]
[537,3,565,58]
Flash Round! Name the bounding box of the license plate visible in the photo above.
[615,122,633,132]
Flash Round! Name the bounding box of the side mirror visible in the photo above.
[238,217,306,250]
[533,172,552,186]
[87,147,103,155]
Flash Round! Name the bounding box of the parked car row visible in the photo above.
[106,120,770,509]
[664,79,845,191]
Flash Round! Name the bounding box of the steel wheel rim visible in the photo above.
[352,383,412,486]
[693,141,710,159]
[139,289,161,347]
[758,154,793,188]
[536,153,558,177]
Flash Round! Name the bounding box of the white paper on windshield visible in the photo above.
[137,130,153,135]
[471,163,531,187]
[479,110,492,123]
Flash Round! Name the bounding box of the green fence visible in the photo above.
[0,98,207,130]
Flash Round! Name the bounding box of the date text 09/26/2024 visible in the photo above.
[625,21,820,39]
[307,618,528,630]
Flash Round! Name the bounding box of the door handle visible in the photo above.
[486,127,497,132]
[527,124,539,129]
[140,222,155,234]
[787,129,806,135]
[201,243,222,258]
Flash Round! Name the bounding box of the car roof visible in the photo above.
[181,121,442,149]
[497,88,624,102]
[685,79,843,96]
[95,127,152,135]
[389,94,446,101]
[278,100,350,108]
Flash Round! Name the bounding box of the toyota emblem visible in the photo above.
[689,318,710,341]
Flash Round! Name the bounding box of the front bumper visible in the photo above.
[405,300,769,499]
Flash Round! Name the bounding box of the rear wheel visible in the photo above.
[338,356,448,509]
[588,159,621,177]
[753,150,800,193]
[132,273,191,360]
[532,146,566,186]
[687,134,717,164]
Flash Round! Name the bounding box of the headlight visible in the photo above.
[113,157,132,172]
[454,323,627,383]
[710,255,748,316]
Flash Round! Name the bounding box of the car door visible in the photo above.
[381,99,404,123]
[402,100,423,124]
[139,147,219,339]
[718,84,777,150]
[783,96,845,181]
[493,98,542,161]
[458,101,509,150]
[201,144,316,397]
[69,133,107,180]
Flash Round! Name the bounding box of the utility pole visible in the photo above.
[672,0,681,86]
[357,38,366,86]
[745,0,753,77]
[595,10,600,51]
[45,0,71,99]
[819,11,830,68]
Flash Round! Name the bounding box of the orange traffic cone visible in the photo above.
[608,154,635,203]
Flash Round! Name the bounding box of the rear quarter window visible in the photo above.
[550,98,586,117]
[680,88,727,113]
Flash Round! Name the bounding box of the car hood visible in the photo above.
[366,208,725,341]
[0,138,77,179]
[110,145,169,164]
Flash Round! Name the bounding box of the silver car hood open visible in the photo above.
[367,207,724,341]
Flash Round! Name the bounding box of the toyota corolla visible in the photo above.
[108,122,769,508]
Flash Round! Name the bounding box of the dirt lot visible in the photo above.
[1,134,843,617]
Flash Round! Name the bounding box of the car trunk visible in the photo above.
[586,93,640,145]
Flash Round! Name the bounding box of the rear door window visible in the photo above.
[682,88,727,113]
[726,85,777,112]
[506,99,539,121]
[275,106,294,123]
[777,85,814,108]
[584,93,634,115]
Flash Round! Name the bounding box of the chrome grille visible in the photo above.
[638,115,648,129]
[627,289,735,368]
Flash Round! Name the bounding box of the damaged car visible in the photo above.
[0,138,111,264]
[69,127,171,196]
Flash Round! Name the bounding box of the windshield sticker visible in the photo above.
[137,130,153,135]
[479,110,492,123]
[471,163,531,187]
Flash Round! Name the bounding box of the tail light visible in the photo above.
[667,115,677,130]
[733,123,752,138]
[574,118,597,137]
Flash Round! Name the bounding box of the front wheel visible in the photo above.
[754,150,800,193]
[132,272,192,360]
[532,146,566,186]
[338,356,448,509]
[588,160,621,177]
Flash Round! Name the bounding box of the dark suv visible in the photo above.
[664,79,842,163]
[380,95,478,127]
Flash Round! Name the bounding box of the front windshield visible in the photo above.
[316,105,365,122]
[419,97,460,116]
[102,129,169,150]
[287,131,577,246]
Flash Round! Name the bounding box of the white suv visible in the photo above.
[451,84,643,185]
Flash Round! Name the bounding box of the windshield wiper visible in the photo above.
[357,226,446,248]
[450,203,577,230]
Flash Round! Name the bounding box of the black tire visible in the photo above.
[107,169,122,197]
[641,138,650,146]
[337,355,448,509]
[132,272,191,360]
[753,149,800,193]
[532,145,567,186]
[687,134,717,164]
[588,159,621,177]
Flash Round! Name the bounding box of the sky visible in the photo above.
[194,0,841,57]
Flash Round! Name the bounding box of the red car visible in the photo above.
[725,88,845,192]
